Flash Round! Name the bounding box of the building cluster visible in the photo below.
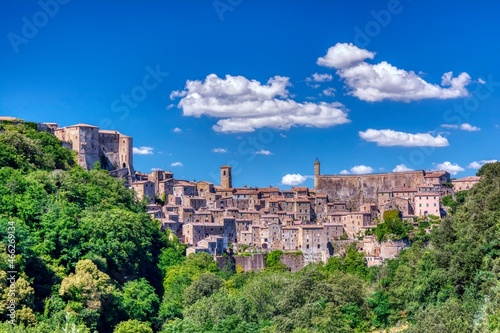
[129,162,480,265]
[1,117,482,266]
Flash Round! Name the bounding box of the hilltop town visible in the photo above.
[1,117,481,267]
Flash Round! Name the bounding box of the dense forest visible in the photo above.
[0,122,499,332]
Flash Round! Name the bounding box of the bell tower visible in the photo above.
[220,166,232,189]
[314,158,320,188]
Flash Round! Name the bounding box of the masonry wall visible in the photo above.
[315,171,426,210]
[234,254,266,272]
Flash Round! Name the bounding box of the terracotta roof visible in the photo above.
[425,171,448,178]
[299,225,323,229]
[392,188,418,192]
[234,189,259,195]
[415,193,440,197]
[292,187,308,191]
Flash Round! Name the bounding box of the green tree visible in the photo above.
[121,278,159,322]
[184,273,224,306]
[114,319,153,333]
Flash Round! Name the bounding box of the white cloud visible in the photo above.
[359,129,449,147]
[212,148,228,153]
[133,146,154,155]
[173,127,182,133]
[255,149,272,155]
[468,159,497,169]
[460,123,480,131]
[306,73,333,83]
[322,87,336,96]
[171,162,183,167]
[350,165,374,174]
[170,74,350,133]
[478,78,486,84]
[317,43,375,69]
[281,174,312,186]
[339,169,350,175]
[434,161,464,175]
[392,164,414,172]
[317,42,471,102]
[441,123,480,131]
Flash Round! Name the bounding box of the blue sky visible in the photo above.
[1,0,499,188]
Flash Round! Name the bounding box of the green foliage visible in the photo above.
[183,273,224,306]
[0,123,74,172]
[373,211,412,242]
[325,244,369,280]
[114,319,153,333]
[265,250,289,272]
[121,278,160,322]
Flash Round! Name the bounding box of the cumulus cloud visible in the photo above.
[306,73,333,83]
[339,169,350,175]
[212,148,228,153]
[133,146,154,155]
[173,127,182,133]
[170,74,350,133]
[392,164,414,172]
[281,174,312,186]
[434,161,464,175]
[317,42,471,102]
[171,162,183,167]
[350,165,374,174]
[318,43,375,69]
[441,123,480,131]
[468,159,497,169]
[255,149,272,155]
[359,129,449,147]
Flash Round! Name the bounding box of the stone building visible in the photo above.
[414,193,441,217]
[131,180,155,204]
[54,124,133,172]
[452,176,481,191]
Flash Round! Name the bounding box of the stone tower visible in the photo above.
[314,158,320,189]
[220,166,232,189]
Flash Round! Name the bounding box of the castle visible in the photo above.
[53,123,134,172]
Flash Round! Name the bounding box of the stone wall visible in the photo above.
[234,254,266,272]
[315,171,426,210]
[281,253,304,272]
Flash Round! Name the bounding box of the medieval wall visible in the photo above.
[315,171,426,210]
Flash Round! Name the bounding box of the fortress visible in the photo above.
[53,123,133,171]
[313,159,450,210]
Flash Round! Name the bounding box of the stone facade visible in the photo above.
[54,124,133,172]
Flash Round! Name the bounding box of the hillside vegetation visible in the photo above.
[0,123,499,332]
